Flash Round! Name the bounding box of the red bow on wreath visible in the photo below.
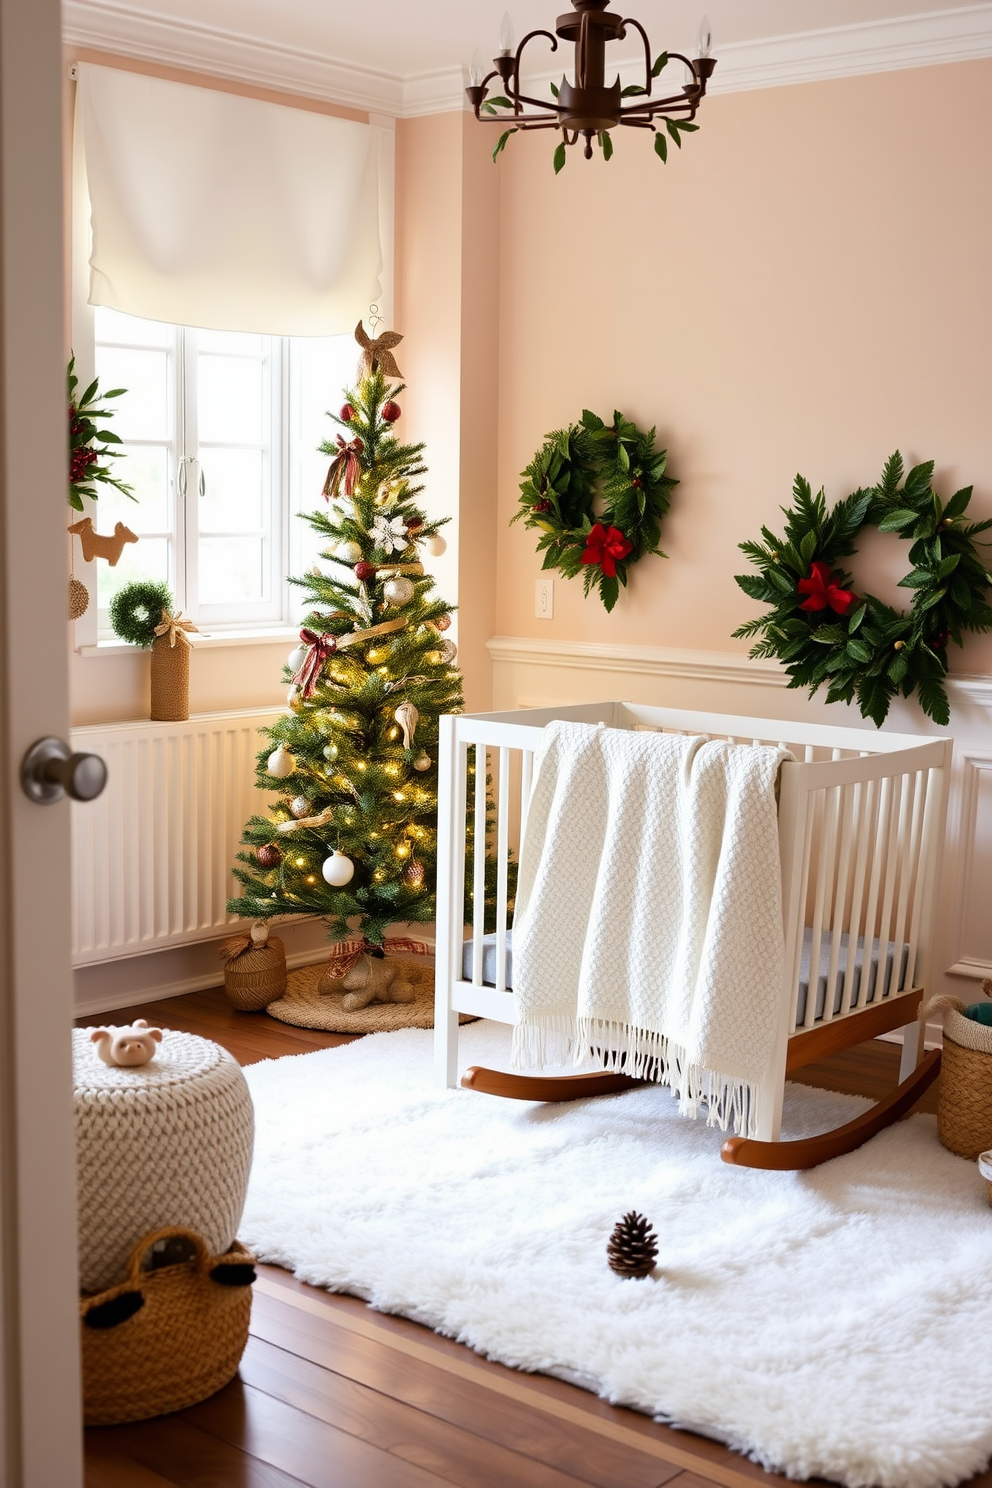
[292,629,337,699]
[322,436,364,502]
[581,523,633,579]
[797,561,857,616]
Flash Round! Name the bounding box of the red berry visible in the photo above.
[340,403,355,422]
[354,561,376,581]
[382,401,401,423]
[534,498,551,513]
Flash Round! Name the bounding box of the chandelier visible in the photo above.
[466,2,716,170]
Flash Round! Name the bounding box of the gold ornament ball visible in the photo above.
[383,576,415,607]
[267,744,296,778]
[425,534,447,556]
[290,796,310,818]
[413,753,431,772]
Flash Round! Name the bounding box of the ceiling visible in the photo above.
[64,0,992,111]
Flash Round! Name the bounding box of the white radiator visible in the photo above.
[69,708,283,965]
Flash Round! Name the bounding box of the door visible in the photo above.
[0,0,85,1481]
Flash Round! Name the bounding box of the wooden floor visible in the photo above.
[78,988,966,1488]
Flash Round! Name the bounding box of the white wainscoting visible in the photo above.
[488,635,992,1005]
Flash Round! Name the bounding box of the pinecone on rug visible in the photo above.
[607,1211,658,1278]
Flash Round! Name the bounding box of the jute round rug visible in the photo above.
[265,958,474,1033]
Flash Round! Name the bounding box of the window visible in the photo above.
[90,306,359,637]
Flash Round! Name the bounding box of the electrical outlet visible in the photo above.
[535,578,554,620]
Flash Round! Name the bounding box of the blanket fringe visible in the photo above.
[511,1015,761,1139]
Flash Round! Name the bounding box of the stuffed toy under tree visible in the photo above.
[228,324,497,957]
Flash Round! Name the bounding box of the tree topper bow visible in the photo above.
[355,321,404,379]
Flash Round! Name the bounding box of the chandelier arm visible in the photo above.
[507,88,565,112]
[618,17,653,94]
[618,96,698,120]
[517,120,564,131]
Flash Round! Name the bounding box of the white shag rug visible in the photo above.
[240,1022,992,1488]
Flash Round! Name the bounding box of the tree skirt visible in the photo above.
[241,1022,992,1488]
[265,958,474,1033]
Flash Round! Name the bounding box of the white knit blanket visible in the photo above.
[511,722,790,1137]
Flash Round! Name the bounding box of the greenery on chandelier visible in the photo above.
[733,452,992,727]
[67,355,134,511]
[513,408,677,612]
[227,339,504,946]
[485,52,699,173]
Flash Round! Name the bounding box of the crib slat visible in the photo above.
[875,772,906,1001]
[839,777,872,1017]
[790,791,818,1031]
[824,781,856,1023]
[887,772,921,997]
[903,769,932,991]
[472,743,487,987]
[804,785,839,1029]
[907,766,945,993]
[860,775,892,1009]
[520,750,534,848]
[495,747,510,993]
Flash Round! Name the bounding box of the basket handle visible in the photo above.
[125,1225,214,1282]
[920,993,968,1024]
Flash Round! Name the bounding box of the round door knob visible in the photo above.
[20,737,108,805]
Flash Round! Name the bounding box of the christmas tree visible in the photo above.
[228,325,488,949]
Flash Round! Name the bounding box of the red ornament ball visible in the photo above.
[256,844,282,869]
[354,561,376,581]
[382,401,402,423]
[340,403,355,422]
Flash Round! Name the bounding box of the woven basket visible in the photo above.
[222,930,287,1011]
[81,1225,254,1426]
[925,995,992,1160]
[150,635,190,722]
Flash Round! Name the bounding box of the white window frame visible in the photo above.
[69,98,396,653]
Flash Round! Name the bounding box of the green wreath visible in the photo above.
[512,409,677,612]
[733,452,992,727]
[109,579,174,648]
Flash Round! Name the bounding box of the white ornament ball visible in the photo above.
[267,744,296,778]
[383,576,415,607]
[323,744,338,760]
[337,541,362,564]
[288,685,301,706]
[290,796,310,819]
[425,534,447,556]
[321,851,355,887]
[413,753,431,772]
[288,645,307,671]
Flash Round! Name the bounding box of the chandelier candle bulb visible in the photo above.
[498,11,515,55]
[696,15,713,58]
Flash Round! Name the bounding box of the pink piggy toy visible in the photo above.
[89,1018,163,1067]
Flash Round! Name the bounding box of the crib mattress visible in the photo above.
[461,928,911,1026]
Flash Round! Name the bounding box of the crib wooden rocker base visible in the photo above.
[460,1067,646,1101]
[721,1047,941,1169]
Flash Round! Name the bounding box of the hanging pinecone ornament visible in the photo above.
[606,1211,658,1278]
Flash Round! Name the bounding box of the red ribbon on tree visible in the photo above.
[322,435,364,501]
[580,523,633,579]
[292,629,337,699]
[797,561,857,616]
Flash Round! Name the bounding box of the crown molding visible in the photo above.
[63,2,992,118]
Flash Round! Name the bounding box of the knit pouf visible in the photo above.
[74,1028,254,1295]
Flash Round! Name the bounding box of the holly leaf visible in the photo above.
[876,508,916,532]
[492,128,517,161]
[621,84,647,96]
[553,141,567,173]
[599,130,614,161]
[651,52,669,75]
[654,133,668,163]
[665,118,683,147]
[600,575,620,612]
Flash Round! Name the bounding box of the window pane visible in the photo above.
[198,354,265,444]
[197,328,265,357]
[94,346,171,442]
[98,538,171,613]
[93,306,172,348]
[198,448,263,533]
[199,536,264,604]
[112,445,171,532]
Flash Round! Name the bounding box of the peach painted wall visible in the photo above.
[395,113,500,713]
[494,58,992,679]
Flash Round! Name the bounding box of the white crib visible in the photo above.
[434,701,951,1169]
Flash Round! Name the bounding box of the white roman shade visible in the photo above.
[75,64,384,336]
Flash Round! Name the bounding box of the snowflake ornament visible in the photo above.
[371,514,409,554]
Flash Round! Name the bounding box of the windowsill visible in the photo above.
[76,625,300,657]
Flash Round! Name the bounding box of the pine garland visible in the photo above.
[512,409,677,612]
[734,452,992,727]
